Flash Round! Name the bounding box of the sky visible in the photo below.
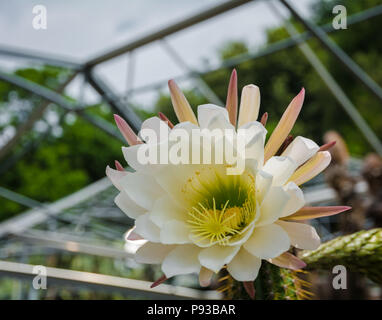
[0,0,315,109]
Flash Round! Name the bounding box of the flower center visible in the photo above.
[183,165,257,245]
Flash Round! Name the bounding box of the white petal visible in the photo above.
[119,172,163,210]
[197,104,229,129]
[282,136,319,167]
[149,195,187,228]
[207,112,235,131]
[238,84,261,127]
[239,121,267,140]
[280,182,305,217]
[276,220,321,250]
[227,248,262,281]
[162,245,201,277]
[256,170,273,203]
[239,121,267,167]
[135,213,161,242]
[135,242,174,264]
[172,121,199,133]
[140,116,170,143]
[262,156,297,186]
[257,186,290,226]
[154,164,200,207]
[198,245,240,273]
[106,165,128,190]
[115,191,146,219]
[122,145,145,172]
[160,220,192,244]
[244,223,290,259]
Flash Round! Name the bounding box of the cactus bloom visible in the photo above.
[106,71,350,287]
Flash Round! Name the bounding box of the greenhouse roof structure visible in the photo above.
[0,0,381,299]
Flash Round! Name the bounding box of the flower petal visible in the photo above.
[135,242,174,264]
[135,213,161,242]
[225,69,238,126]
[119,172,163,210]
[280,182,305,218]
[281,136,319,167]
[140,116,170,143]
[114,191,146,219]
[264,88,305,161]
[114,114,142,145]
[276,220,321,250]
[262,156,296,186]
[125,226,144,241]
[106,165,128,190]
[198,245,240,273]
[168,80,198,124]
[162,245,201,277]
[238,84,260,127]
[288,151,331,186]
[255,170,273,203]
[257,186,290,226]
[227,247,262,281]
[283,206,351,221]
[269,252,306,270]
[199,267,214,287]
[244,223,290,259]
[160,220,192,244]
[197,104,229,129]
[149,195,187,228]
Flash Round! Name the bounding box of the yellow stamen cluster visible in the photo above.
[188,197,255,246]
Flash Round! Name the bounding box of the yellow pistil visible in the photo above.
[188,198,254,246]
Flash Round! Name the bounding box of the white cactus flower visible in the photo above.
[106,71,350,290]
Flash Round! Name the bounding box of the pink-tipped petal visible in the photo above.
[158,112,174,129]
[125,227,144,241]
[151,274,168,288]
[319,140,336,151]
[288,151,331,186]
[269,252,306,270]
[283,206,351,221]
[115,160,125,171]
[114,114,142,145]
[260,112,268,126]
[168,80,198,124]
[199,267,214,287]
[225,69,238,126]
[243,281,255,300]
[264,88,305,161]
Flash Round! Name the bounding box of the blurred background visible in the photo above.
[0,0,381,299]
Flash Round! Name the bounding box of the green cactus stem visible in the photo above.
[219,261,312,300]
[300,228,382,284]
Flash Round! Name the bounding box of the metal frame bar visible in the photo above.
[271,1,382,156]
[280,0,382,104]
[84,70,142,132]
[0,70,124,142]
[85,0,255,67]
[0,177,112,238]
[0,260,221,299]
[123,3,382,98]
